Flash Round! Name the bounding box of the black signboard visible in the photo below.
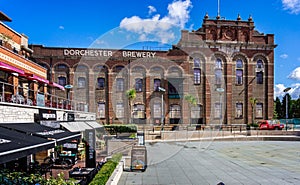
[131,146,147,171]
[39,109,57,121]
[67,113,75,121]
[85,129,96,168]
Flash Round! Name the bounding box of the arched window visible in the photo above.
[236,103,243,118]
[194,58,200,68]
[256,60,263,69]
[236,59,243,85]
[58,76,66,86]
[154,79,161,91]
[97,102,105,118]
[135,78,143,92]
[256,59,264,84]
[116,78,124,92]
[215,58,222,69]
[77,77,86,88]
[116,103,124,118]
[97,77,105,89]
[194,68,201,85]
[215,58,222,86]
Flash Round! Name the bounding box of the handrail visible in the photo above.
[0,81,88,112]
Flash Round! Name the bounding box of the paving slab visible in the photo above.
[118,141,300,185]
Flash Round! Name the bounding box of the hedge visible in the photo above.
[104,124,137,135]
[89,153,122,185]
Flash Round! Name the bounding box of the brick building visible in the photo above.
[30,14,276,126]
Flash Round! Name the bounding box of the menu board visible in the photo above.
[131,146,147,171]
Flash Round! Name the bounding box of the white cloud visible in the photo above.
[288,67,300,80]
[282,0,300,14]
[148,6,157,15]
[280,54,288,59]
[59,26,64,30]
[120,0,192,43]
[274,83,300,99]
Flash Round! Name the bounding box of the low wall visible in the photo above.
[105,160,123,185]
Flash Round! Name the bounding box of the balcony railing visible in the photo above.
[0,81,88,112]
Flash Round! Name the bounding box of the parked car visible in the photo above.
[258,120,284,130]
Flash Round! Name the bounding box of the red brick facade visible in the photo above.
[30,15,276,126]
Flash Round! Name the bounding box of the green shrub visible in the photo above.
[89,153,122,185]
[104,124,137,135]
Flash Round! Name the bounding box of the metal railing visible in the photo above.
[0,81,88,112]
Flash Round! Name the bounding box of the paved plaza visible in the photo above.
[118,140,300,185]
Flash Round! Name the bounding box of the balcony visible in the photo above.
[0,81,88,112]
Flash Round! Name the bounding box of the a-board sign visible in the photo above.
[131,146,147,171]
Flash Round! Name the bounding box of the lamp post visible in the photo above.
[284,87,291,131]
[158,87,166,126]
[216,88,224,126]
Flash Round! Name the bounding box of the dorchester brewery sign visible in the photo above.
[63,49,156,58]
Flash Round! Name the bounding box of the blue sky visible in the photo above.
[1,0,300,99]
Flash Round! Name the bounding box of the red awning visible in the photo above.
[25,73,49,84]
[0,61,25,75]
[49,82,65,91]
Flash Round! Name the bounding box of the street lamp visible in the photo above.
[216,88,224,126]
[284,87,291,131]
[158,87,166,125]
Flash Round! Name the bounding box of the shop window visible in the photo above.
[236,103,243,118]
[77,77,86,88]
[97,77,105,90]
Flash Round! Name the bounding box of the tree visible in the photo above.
[249,97,257,125]
[274,97,282,119]
[184,94,197,125]
[126,88,136,123]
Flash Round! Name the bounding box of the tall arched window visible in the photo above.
[236,59,243,85]
[135,78,143,92]
[215,58,222,86]
[193,58,201,85]
[256,59,264,84]
[58,76,66,86]
[77,77,86,88]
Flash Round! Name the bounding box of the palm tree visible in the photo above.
[126,88,136,123]
[249,97,257,125]
[184,94,197,125]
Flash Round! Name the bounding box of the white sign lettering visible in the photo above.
[122,51,156,58]
[42,113,56,119]
[63,49,156,58]
[64,49,113,57]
